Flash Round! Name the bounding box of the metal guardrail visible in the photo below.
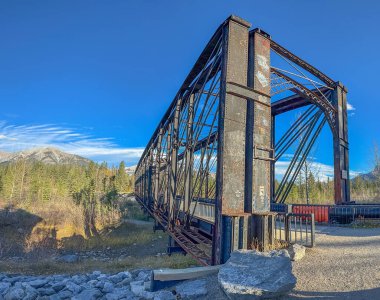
[274,213,315,248]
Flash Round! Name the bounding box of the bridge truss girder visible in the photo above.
[134,15,350,265]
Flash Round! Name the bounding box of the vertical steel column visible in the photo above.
[246,29,273,251]
[184,95,194,225]
[247,28,272,212]
[154,129,163,210]
[147,149,154,208]
[205,170,209,199]
[213,16,251,265]
[142,158,147,202]
[270,115,276,203]
[164,132,171,210]
[332,82,350,204]
[169,99,181,226]
[145,157,149,204]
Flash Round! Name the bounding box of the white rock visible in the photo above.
[136,270,152,282]
[288,244,306,261]
[103,282,114,293]
[71,288,102,300]
[65,281,82,294]
[4,287,25,300]
[130,281,155,299]
[218,250,296,299]
[28,279,47,289]
[153,290,176,300]
[0,282,11,294]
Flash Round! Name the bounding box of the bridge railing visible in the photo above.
[274,213,315,248]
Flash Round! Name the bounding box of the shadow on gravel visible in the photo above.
[315,225,380,237]
[290,287,380,299]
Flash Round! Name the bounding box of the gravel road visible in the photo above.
[289,225,380,299]
[202,225,380,299]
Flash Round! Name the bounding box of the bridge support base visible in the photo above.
[167,236,186,256]
[220,212,276,263]
[153,220,165,233]
[249,212,276,252]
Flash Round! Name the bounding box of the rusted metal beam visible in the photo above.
[332,82,350,204]
[184,94,194,224]
[270,39,335,87]
[271,87,329,115]
[213,16,251,265]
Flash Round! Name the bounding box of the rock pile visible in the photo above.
[0,269,207,300]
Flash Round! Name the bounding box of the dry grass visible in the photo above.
[250,238,289,251]
[0,198,200,275]
[0,253,197,275]
[350,218,380,228]
[61,222,156,251]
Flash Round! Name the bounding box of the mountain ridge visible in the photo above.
[354,164,380,182]
[0,147,91,166]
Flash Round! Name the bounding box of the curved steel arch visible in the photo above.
[269,39,350,205]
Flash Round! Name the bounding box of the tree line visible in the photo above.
[0,160,134,238]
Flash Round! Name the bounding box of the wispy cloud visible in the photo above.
[276,156,362,182]
[0,121,143,166]
[347,102,356,111]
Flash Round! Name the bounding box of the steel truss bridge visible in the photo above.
[134,16,350,265]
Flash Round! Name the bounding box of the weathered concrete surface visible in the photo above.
[218,250,296,299]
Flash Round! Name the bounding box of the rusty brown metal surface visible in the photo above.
[332,83,350,204]
[250,30,272,213]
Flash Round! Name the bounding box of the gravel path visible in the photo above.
[202,225,380,300]
[289,225,380,299]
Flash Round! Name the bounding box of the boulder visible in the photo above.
[175,279,207,299]
[37,287,55,296]
[72,275,87,285]
[20,285,37,300]
[136,270,152,282]
[86,280,99,288]
[130,281,155,299]
[4,287,25,300]
[57,290,73,299]
[89,271,102,280]
[51,282,66,292]
[153,290,176,300]
[65,281,82,294]
[218,250,296,299]
[0,282,11,294]
[115,277,132,288]
[72,288,102,300]
[28,279,48,289]
[130,281,145,296]
[288,244,306,261]
[105,288,135,300]
[102,282,114,293]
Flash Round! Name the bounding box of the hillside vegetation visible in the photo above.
[0,158,134,257]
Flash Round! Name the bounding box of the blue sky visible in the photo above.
[0,1,379,177]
